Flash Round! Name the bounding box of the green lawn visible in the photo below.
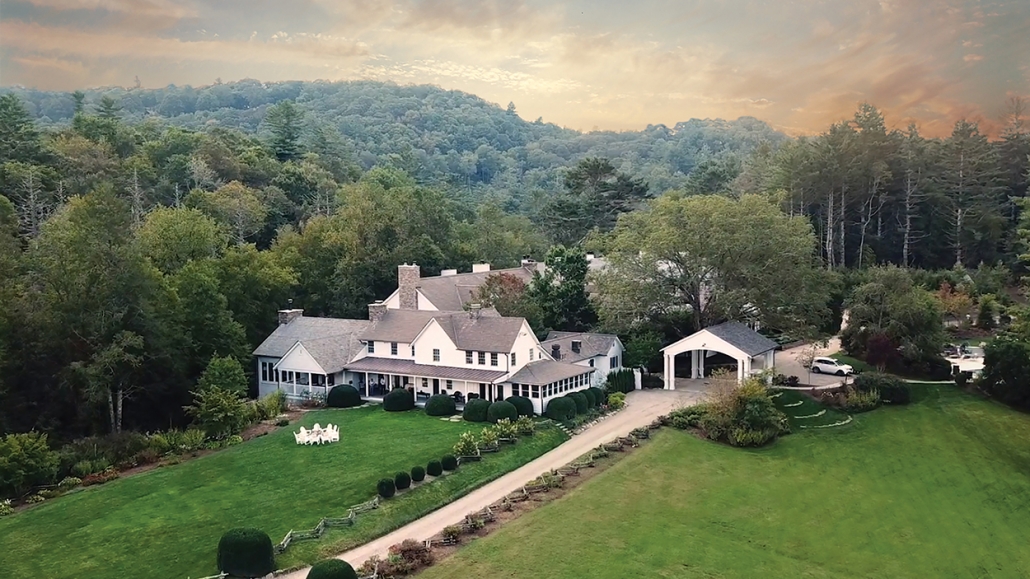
[772,389,850,429]
[420,385,1030,578]
[0,407,566,579]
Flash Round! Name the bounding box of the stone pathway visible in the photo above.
[277,389,699,578]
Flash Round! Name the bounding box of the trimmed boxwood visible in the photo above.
[383,388,415,412]
[505,395,534,417]
[587,387,604,407]
[427,460,443,477]
[217,528,275,578]
[425,394,457,416]
[854,372,911,405]
[307,559,359,579]
[326,385,362,408]
[395,471,411,490]
[545,397,577,421]
[568,391,589,415]
[441,454,458,471]
[377,477,396,498]
[581,388,598,408]
[410,465,426,482]
[487,400,518,423]
[462,398,490,422]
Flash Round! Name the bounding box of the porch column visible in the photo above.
[364,372,369,397]
[663,352,674,390]
[698,350,705,379]
[737,358,745,382]
[766,350,775,384]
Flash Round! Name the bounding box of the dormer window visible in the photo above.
[367,341,375,354]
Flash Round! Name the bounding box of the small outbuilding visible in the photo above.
[661,321,778,389]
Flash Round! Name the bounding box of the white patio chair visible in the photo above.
[298,426,312,445]
[294,431,307,445]
[327,424,339,443]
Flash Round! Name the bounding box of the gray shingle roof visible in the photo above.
[361,309,524,352]
[507,360,594,385]
[415,266,537,312]
[343,357,507,383]
[541,331,619,363]
[253,317,370,374]
[704,321,778,356]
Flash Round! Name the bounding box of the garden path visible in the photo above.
[278,389,700,578]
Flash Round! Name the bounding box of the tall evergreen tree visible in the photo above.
[264,100,305,162]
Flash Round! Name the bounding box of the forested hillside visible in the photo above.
[5,80,785,210]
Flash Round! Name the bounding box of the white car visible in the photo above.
[810,357,854,376]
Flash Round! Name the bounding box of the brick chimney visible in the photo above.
[469,303,482,320]
[278,308,303,326]
[397,263,420,310]
[368,301,388,322]
[472,263,491,273]
[551,343,561,360]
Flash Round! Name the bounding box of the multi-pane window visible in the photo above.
[610,356,620,369]
[511,352,516,366]
[446,380,453,390]
[478,351,486,365]
[422,378,428,388]
[466,350,473,364]
[411,346,415,357]
[490,352,498,366]
[522,384,530,397]
[529,349,534,361]
[589,359,594,367]
[433,348,441,362]
[367,341,375,353]
[391,342,398,356]
[531,385,539,398]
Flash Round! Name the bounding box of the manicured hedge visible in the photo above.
[462,398,490,422]
[545,397,577,421]
[441,454,458,471]
[307,559,359,579]
[383,388,415,412]
[487,400,518,423]
[587,387,605,407]
[377,477,396,498]
[581,388,598,408]
[425,394,457,416]
[568,391,589,415]
[395,471,411,490]
[427,460,443,477]
[217,528,275,578]
[326,385,362,408]
[505,395,535,417]
[410,465,426,482]
[854,372,911,405]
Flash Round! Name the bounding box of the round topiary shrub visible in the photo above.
[581,388,598,408]
[587,387,604,407]
[326,385,362,408]
[425,394,457,416]
[426,460,443,477]
[441,454,458,471]
[383,388,415,412]
[217,528,275,578]
[568,391,589,415]
[487,400,518,423]
[394,471,411,490]
[307,558,359,579]
[505,395,534,417]
[545,397,577,421]
[462,398,490,422]
[377,477,396,498]
[410,465,426,482]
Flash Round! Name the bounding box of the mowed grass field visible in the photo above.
[419,386,1030,579]
[0,406,566,579]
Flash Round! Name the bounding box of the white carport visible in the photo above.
[661,321,779,389]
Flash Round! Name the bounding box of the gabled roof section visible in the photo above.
[703,322,778,356]
[253,317,370,374]
[541,331,620,363]
[415,266,537,312]
[507,360,594,385]
[363,309,521,352]
[361,310,441,343]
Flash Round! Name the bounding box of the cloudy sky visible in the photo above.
[1,0,1027,135]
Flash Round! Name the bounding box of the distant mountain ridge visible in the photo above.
[3,80,786,199]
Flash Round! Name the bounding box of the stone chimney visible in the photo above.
[472,263,491,273]
[551,343,561,360]
[469,303,482,320]
[440,269,458,276]
[278,307,303,326]
[397,263,420,310]
[571,340,582,354]
[368,301,388,322]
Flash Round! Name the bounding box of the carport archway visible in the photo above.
[660,322,778,390]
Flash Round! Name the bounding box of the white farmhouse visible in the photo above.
[539,331,625,387]
[254,264,605,414]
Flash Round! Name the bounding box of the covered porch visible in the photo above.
[345,358,509,406]
[661,321,779,389]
